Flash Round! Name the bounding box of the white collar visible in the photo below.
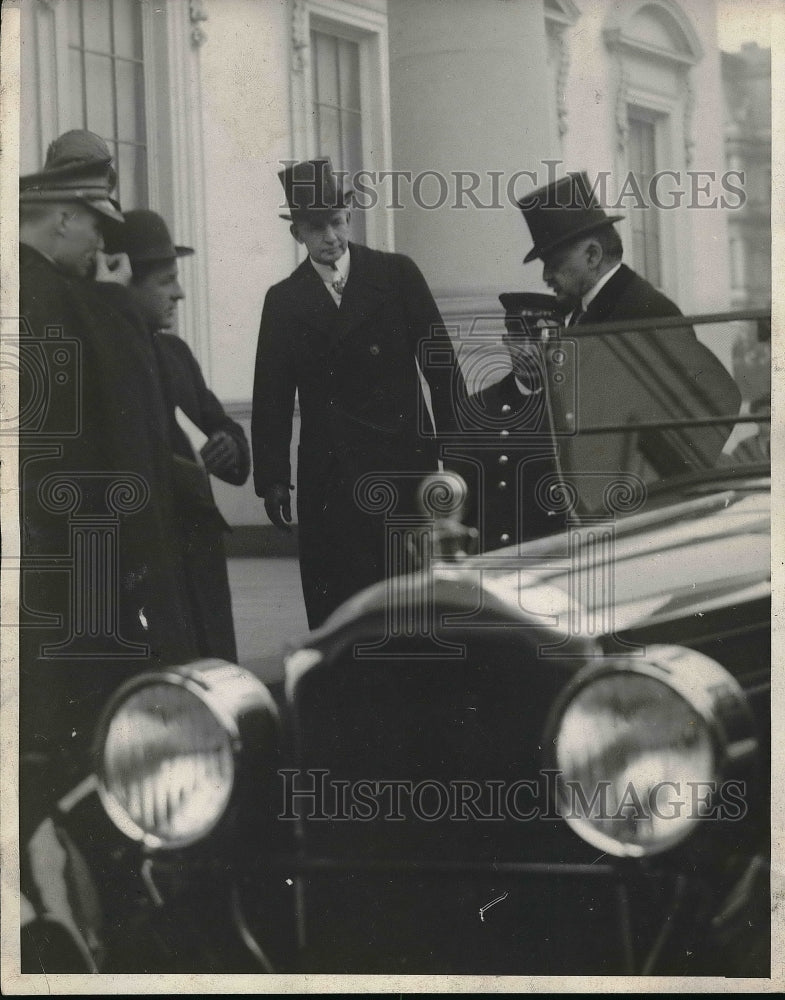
[310,248,351,284]
[581,262,621,311]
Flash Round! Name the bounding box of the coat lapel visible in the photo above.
[283,257,340,354]
[332,243,394,347]
[582,264,634,324]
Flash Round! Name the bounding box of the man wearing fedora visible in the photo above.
[118,209,250,662]
[19,131,201,792]
[515,170,740,502]
[252,158,466,628]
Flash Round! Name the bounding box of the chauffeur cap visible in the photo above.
[498,292,563,335]
[518,171,624,264]
[278,157,353,220]
[19,129,124,224]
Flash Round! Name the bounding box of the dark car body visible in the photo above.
[43,459,771,978]
[21,300,771,979]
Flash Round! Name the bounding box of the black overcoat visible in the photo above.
[448,372,566,551]
[252,243,466,627]
[154,332,250,662]
[19,244,199,789]
[547,264,741,511]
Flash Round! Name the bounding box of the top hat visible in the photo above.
[278,158,353,220]
[20,129,124,223]
[518,171,623,264]
[107,209,194,263]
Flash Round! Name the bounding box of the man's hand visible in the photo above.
[200,430,240,476]
[95,250,132,286]
[264,482,292,532]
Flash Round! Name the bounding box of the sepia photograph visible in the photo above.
[0,0,780,991]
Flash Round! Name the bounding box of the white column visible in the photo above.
[387,0,557,300]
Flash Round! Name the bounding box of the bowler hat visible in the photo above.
[278,158,352,220]
[20,129,124,223]
[108,209,194,262]
[518,171,623,264]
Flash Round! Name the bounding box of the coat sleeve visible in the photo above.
[396,254,467,437]
[251,285,297,496]
[175,339,250,486]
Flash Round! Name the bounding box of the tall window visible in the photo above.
[66,0,148,209]
[311,28,365,241]
[627,114,662,288]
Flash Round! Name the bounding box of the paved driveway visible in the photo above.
[227,557,309,684]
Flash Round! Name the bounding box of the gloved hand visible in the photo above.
[200,430,240,476]
[264,481,292,532]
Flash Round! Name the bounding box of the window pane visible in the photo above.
[82,0,112,52]
[112,0,143,59]
[315,105,340,166]
[341,109,363,178]
[115,60,146,142]
[68,50,86,127]
[313,31,339,108]
[84,53,115,138]
[628,114,661,287]
[338,37,360,111]
[117,142,148,209]
[67,0,83,47]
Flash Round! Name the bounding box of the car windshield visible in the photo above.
[447,305,770,549]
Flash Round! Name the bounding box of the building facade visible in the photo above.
[722,41,772,405]
[19,0,742,537]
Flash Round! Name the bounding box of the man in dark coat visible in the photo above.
[448,295,567,551]
[18,132,199,800]
[118,210,250,662]
[252,159,466,628]
[513,171,741,513]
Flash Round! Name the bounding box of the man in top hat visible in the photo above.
[19,131,200,799]
[251,158,466,628]
[116,209,250,662]
[515,171,740,508]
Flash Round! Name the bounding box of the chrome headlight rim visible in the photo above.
[95,660,279,852]
[544,644,758,859]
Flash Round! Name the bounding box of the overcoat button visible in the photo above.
[370,344,380,355]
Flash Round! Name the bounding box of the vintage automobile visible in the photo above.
[21,307,771,978]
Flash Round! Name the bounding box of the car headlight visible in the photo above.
[546,645,757,858]
[95,660,279,850]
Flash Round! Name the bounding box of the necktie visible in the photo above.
[567,308,585,327]
[331,274,346,297]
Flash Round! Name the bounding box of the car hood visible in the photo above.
[459,477,771,634]
[315,476,770,642]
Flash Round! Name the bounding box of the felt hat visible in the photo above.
[518,171,623,264]
[107,209,194,262]
[278,158,352,220]
[20,130,124,223]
